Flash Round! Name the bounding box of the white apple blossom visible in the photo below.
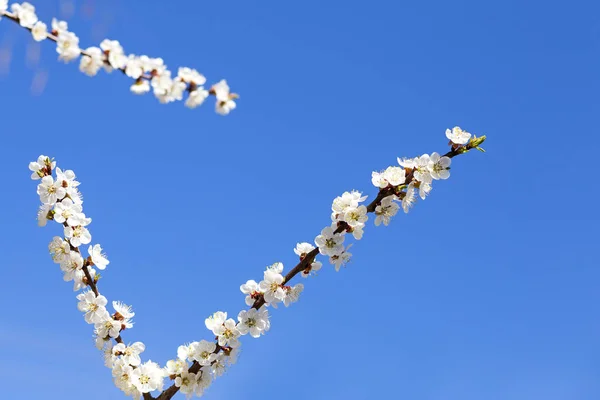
[266,262,284,274]
[53,198,83,226]
[192,340,217,366]
[130,79,150,95]
[37,176,65,205]
[314,226,345,256]
[402,184,417,213]
[212,80,237,115]
[185,89,209,109]
[95,316,122,338]
[413,154,433,183]
[49,236,70,263]
[60,250,83,282]
[72,267,95,292]
[428,152,451,180]
[175,371,198,398]
[332,190,368,216]
[165,358,188,376]
[330,247,352,272]
[177,342,198,362]
[205,311,227,336]
[418,181,432,200]
[283,283,304,307]
[100,39,127,69]
[125,55,143,79]
[210,354,227,377]
[88,244,109,270]
[77,290,109,324]
[446,126,471,145]
[112,301,134,328]
[259,269,286,304]
[51,18,68,35]
[177,67,206,85]
[31,21,46,41]
[64,224,92,247]
[56,31,81,62]
[237,308,270,338]
[79,47,104,76]
[37,204,51,227]
[294,242,315,257]
[383,166,406,186]
[112,360,140,398]
[216,318,241,348]
[112,342,145,366]
[344,205,368,228]
[29,155,54,180]
[131,360,165,393]
[397,156,417,169]
[240,279,260,306]
[0,0,7,16]
[11,2,37,28]
[195,367,213,397]
[374,195,399,226]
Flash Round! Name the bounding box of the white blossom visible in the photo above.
[113,301,134,328]
[95,316,122,338]
[56,31,81,62]
[59,250,83,282]
[53,198,83,226]
[177,67,206,85]
[216,318,241,348]
[175,371,198,398]
[125,55,143,79]
[165,359,188,376]
[259,269,286,304]
[205,311,227,336]
[314,226,345,256]
[240,279,260,306]
[237,308,270,338]
[64,224,92,247]
[49,236,70,263]
[344,205,368,229]
[330,246,352,272]
[131,360,164,393]
[76,290,109,324]
[283,283,304,307]
[37,176,65,205]
[413,154,433,183]
[418,181,432,200]
[185,89,209,109]
[374,195,399,226]
[402,184,417,213]
[79,47,104,76]
[112,360,140,398]
[294,242,315,257]
[428,152,451,180]
[29,155,54,180]
[212,79,237,115]
[446,126,471,145]
[192,340,217,366]
[112,342,145,367]
[31,21,47,41]
[11,2,37,28]
[195,367,213,397]
[88,244,109,270]
[0,0,7,17]
[37,204,51,227]
[177,342,198,362]
[51,18,68,35]
[131,79,150,95]
[100,39,127,69]
[383,166,406,186]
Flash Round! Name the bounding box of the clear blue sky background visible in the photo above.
[1,0,599,399]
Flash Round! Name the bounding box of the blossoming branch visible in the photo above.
[30,127,485,399]
[0,1,238,113]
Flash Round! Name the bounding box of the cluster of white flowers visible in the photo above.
[30,154,168,398]
[29,126,485,400]
[1,2,238,113]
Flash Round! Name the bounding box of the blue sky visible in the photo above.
[1,0,599,399]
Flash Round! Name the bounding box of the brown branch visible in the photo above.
[154,141,485,400]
